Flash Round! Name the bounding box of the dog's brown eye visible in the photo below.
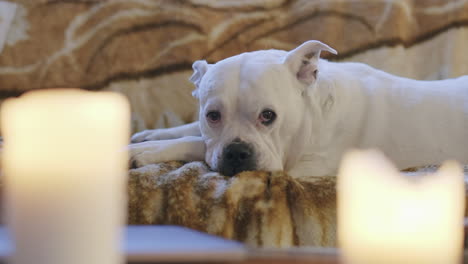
[259,109,276,125]
[206,111,221,123]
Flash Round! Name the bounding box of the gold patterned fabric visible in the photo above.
[1,1,468,133]
[128,161,336,247]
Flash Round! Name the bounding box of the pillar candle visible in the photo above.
[338,150,465,264]
[1,89,130,264]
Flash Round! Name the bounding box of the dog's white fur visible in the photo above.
[130,40,468,178]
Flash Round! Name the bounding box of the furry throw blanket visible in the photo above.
[127,161,336,248]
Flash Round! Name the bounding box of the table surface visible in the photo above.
[2,225,468,264]
[0,225,342,263]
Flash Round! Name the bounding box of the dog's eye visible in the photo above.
[206,111,221,123]
[259,110,276,125]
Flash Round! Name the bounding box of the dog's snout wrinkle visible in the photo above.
[219,140,257,177]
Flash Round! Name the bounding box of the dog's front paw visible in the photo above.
[128,140,173,168]
[128,142,158,168]
[131,129,178,143]
[128,136,206,169]
[129,151,156,169]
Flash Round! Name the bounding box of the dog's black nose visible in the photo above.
[219,140,256,177]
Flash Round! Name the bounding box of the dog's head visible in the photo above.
[190,40,337,176]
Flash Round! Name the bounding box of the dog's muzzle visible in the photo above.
[219,139,257,177]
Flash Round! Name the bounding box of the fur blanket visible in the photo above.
[128,161,468,248]
[127,161,336,248]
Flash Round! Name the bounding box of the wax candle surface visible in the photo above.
[1,89,130,264]
[338,150,465,264]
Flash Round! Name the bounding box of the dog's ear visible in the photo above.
[190,60,210,98]
[284,40,337,86]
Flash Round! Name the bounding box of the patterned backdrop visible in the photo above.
[0,0,467,133]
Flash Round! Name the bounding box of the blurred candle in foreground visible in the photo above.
[338,150,465,264]
[1,89,130,264]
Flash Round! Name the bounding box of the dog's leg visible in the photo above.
[131,121,201,143]
[129,136,205,168]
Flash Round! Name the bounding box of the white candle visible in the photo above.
[1,89,130,264]
[338,150,465,264]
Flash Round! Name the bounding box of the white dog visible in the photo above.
[129,40,468,178]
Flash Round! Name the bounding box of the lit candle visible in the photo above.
[338,150,465,264]
[1,89,130,264]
